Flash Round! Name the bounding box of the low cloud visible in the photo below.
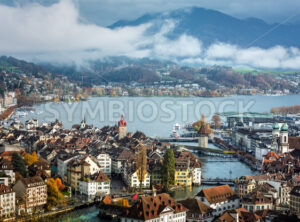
[1,0,300,69]
[184,43,300,69]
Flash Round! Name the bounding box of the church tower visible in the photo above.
[118,115,127,140]
[80,117,86,130]
[272,122,280,137]
[279,123,289,153]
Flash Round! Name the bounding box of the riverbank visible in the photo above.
[0,105,17,121]
[213,137,258,170]
[16,201,97,222]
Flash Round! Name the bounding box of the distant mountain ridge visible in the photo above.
[109,7,300,49]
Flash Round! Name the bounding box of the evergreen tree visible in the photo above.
[162,149,175,191]
[12,152,28,178]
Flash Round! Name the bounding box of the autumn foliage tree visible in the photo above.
[55,178,65,191]
[193,114,206,131]
[271,105,300,115]
[136,144,147,192]
[212,114,221,129]
[24,151,38,166]
[47,178,64,210]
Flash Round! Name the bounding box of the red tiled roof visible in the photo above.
[197,185,236,204]
[95,171,109,182]
[125,193,186,220]
[0,184,13,195]
[179,198,213,214]
[289,137,300,150]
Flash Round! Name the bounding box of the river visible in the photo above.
[16,95,300,221]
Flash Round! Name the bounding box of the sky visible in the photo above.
[3,0,300,26]
[1,0,300,69]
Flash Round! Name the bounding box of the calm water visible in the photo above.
[18,94,300,137]
[18,95,299,221]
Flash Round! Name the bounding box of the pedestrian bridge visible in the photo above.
[201,178,234,185]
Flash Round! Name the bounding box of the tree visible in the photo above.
[136,144,147,192]
[193,114,206,131]
[24,151,38,166]
[162,149,175,191]
[12,152,27,178]
[55,178,66,191]
[47,178,64,210]
[212,114,221,129]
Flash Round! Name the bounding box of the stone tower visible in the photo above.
[198,124,210,148]
[118,115,127,140]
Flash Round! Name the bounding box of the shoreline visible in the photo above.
[16,201,97,222]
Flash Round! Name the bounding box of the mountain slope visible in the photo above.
[109,7,300,48]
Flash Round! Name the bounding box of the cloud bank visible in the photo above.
[1,0,300,69]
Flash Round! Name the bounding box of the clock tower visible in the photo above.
[118,115,127,140]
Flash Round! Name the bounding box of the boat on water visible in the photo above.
[16,111,28,117]
[170,123,198,138]
[37,110,44,115]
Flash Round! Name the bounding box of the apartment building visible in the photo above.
[0,184,15,219]
[13,176,47,214]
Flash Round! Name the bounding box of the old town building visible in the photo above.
[121,193,187,222]
[13,176,47,214]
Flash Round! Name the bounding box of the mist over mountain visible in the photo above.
[1,1,300,69]
[110,7,300,49]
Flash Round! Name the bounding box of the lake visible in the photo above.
[18,94,300,137]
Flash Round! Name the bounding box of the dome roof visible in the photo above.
[280,123,288,132]
[272,122,279,130]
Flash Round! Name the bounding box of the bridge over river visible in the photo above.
[176,145,236,158]
[201,178,234,186]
